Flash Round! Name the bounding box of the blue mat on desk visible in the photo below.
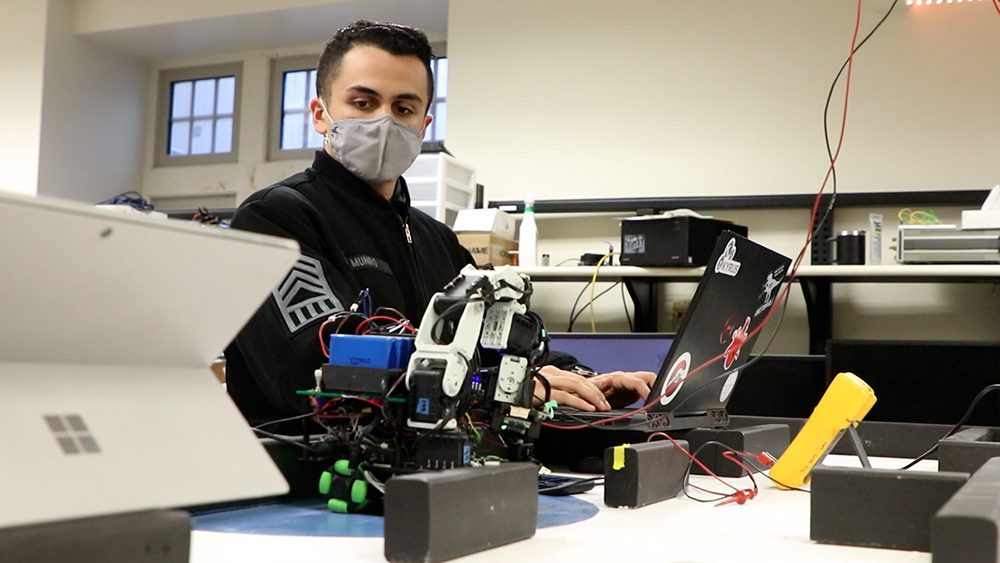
[192,495,598,537]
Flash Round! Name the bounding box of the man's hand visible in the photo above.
[589,370,657,408]
[533,366,657,412]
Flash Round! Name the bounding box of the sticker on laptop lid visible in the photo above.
[719,370,739,402]
[714,238,741,277]
[722,316,751,370]
[659,351,692,406]
[754,265,785,317]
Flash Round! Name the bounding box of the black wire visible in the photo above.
[740,456,810,493]
[690,439,809,494]
[899,383,1000,471]
[566,283,590,332]
[430,275,530,343]
[680,440,758,504]
[538,476,604,494]
[814,0,900,242]
[430,299,473,344]
[567,282,623,332]
[411,407,454,450]
[620,281,634,332]
[533,371,553,404]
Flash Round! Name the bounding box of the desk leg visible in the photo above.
[800,278,832,355]
[624,278,658,332]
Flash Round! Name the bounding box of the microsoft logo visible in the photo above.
[44,414,100,455]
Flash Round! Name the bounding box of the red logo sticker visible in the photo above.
[723,316,751,370]
[659,352,692,406]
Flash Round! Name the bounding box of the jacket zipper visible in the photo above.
[401,218,430,308]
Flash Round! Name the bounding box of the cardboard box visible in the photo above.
[453,209,517,266]
[457,232,517,267]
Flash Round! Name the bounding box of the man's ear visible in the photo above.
[310,97,329,135]
[420,114,434,139]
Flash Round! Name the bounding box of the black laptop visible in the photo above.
[551,231,791,432]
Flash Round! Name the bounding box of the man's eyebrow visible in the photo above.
[394,92,425,105]
[346,85,380,97]
[345,85,424,105]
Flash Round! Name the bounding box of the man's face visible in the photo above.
[311,44,432,139]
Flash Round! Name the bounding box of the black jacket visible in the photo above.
[225,151,474,426]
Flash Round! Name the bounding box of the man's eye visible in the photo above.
[395,105,414,116]
[353,100,371,109]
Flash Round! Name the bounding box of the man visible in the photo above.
[225,20,654,428]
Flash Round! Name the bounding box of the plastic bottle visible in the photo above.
[518,195,539,267]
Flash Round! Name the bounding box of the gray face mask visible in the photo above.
[319,100,423,184]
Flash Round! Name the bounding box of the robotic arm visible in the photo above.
[405,265,543,430]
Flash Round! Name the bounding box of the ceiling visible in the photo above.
[75,0,449,60]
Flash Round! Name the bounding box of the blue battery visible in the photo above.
[328,334,416,370]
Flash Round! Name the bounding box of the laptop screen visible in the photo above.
[547,332,674,375]
[0,191,298,528]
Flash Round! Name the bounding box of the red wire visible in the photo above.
[317,317,337,358]
[353,315,416,335]
[722,450,757,476]
[646,432,740,493]
[318,313,358,358]
[646,433,761,506]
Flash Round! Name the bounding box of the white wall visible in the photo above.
[36,0,146,202]
[0,0,48,195]
[447,0,1000,202]
[442,0,1000,352]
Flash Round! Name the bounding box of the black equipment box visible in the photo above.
[620,216,748,266]
[384,463,537,562]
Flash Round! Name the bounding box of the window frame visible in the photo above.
[426,56,448,145]
[154,62,243,168]
[267,55,322,162]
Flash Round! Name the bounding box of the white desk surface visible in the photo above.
[190,456,938,563]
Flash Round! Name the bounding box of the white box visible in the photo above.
[404,152,477,227]
[452,208,516,239]
[961,186,1000,230]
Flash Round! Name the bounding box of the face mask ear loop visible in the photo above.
[317,98,336,149]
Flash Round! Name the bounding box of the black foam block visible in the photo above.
[937,426,1000,475]
[685,424,790,477]
[0,510,190,563]
[810,466,969,551]
[933,457,1000,563]
[603,440,688,508]
[384,463,537,563]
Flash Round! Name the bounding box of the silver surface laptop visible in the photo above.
[0,191,299,528]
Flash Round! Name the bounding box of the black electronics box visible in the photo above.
[620,216,748,266]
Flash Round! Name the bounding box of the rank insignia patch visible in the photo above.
[273,255,344,334]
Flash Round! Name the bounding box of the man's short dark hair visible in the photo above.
[317,20,435,112]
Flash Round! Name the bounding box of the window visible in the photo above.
[155,63,242,167]
[268,55,323,161]
[427,57,448,144]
